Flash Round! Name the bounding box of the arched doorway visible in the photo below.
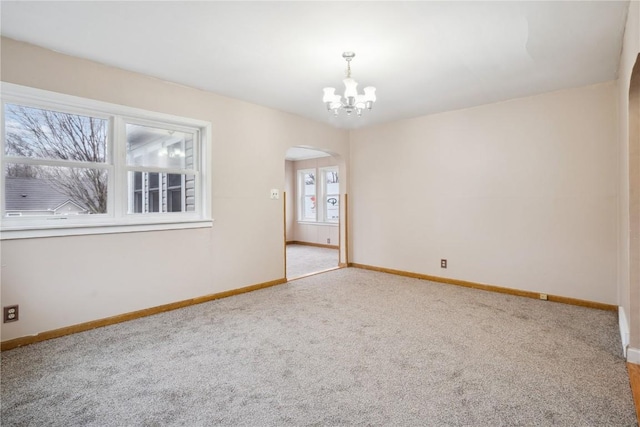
[284,147,346,279]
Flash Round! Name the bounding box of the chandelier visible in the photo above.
[322,52,376,117]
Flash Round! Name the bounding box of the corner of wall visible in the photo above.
[628,347,640,364]
[620,306,630,357]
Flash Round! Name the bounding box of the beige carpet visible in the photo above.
[286,243,339,279]
[1,268,636,426]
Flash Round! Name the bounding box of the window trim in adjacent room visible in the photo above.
[0,83,213,240]
[320,166,339,224]
[297,168,317,223]
[296,166,339,225]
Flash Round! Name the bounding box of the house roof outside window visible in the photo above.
[4,176,89,215]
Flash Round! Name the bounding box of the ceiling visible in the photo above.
[0,1,630,130]
[285,147,331,161]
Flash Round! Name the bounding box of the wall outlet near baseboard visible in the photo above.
[441,259,447,268]
[3,305,19,323]
[539,293,548,301]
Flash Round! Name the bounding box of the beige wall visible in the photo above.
[0,37,349,341]
[285,160,295,239]
[286,157,340,246]
[350,81,618,304]
[0,27,633,347]
[618,0,640,361]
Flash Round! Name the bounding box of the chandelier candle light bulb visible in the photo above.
[323,52,376,117]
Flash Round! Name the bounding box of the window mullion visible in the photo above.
[319,169,325,223]
[123,166,197,175]
[112,116,125,219]
[1,99,6,218]
[2,156,111,170]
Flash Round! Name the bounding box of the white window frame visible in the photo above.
[121,117,200,216]
[0,83,212,240]
[320,166,339,224]
[296,166,339,225]
[297,168,317,222]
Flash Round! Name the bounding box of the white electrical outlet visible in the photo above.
[270,189,279,199]
[540,293,548,301]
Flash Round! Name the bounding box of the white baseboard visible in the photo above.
[620,306,640,364]
[628,346,640,364]
[619,307,630,358]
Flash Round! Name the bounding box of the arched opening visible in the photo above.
[284,147,346,279]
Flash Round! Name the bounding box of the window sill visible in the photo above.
[0,219,214,240]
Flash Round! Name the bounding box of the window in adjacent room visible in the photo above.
[297,166,339,224]
[322,167,339,223]
[298,168,317,222]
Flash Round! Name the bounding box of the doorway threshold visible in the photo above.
[286,265,345,282]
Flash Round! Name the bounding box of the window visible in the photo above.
[4,104,109,218]
[125,123,196,214]
[323,168,339,223]
[1,83,212,239]
[297,166,339,224]
[299,169,317,222]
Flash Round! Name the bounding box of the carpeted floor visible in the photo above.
[1,268,636,426]
[286,243,339,279]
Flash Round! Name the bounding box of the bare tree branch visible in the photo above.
[6,105,108,213]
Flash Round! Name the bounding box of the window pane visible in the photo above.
[134,191,143,213]
[4,104,107,163]
[127,172,194,214]
[149,172,159,189]
[168,188,182,212]
[167,173,181,188]
[4,164,108,216]
[304,172,315,195]
[149,189,160,212]
[126,124,193,170]
[134,171,142,190]
[325,170,339,195]
[303,195,316,221]
[326,195,339,221]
